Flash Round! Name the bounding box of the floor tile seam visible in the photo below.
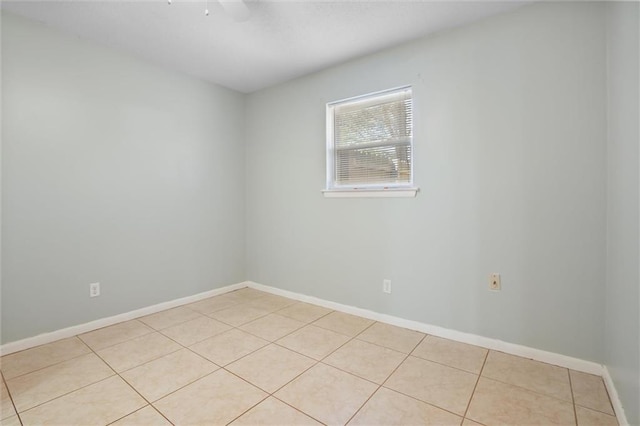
[222,357,318,398]
[343,382,383,425]
[186,302,240,318]
[316,360,384,387]
[105,404,175,426]
[461,347,489,420]
[568,366,579,426]
[157,325,232,348]
[119,359,217,405]
[1,371,21,425]
[140,313,209,332]
[379,333,427,389]
[268,394,328,426]
[14,374,119,417]
[78,327,157,352]
[206,309,275,328]
[272,305,336,324]
[236,319,308,344]
[4,353,118,413]
[487,348,579,373]
[208,341,271,369]
[356,331,425,355]
[109,345,185,375]
[184,298,243,315]
[9,364,117,414]
[475,375,576,406]
[351,335,418,356]
[142,368,221,406]
[1,338,93,381]
[222,392,271,426]
[89,335,194,425]
[308,320,375,339]
[373,333,479,420]
[574,402,617,417]
[378,384,468,420]
[401,353,484,377]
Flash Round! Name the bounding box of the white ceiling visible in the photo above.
[2,0,529,93]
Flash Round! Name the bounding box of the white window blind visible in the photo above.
[327,86,413,191]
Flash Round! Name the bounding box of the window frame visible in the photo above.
[324,86,418,198]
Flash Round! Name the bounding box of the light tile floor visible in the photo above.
[0,288,618,425]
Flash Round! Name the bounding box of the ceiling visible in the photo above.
[2,0,529,93]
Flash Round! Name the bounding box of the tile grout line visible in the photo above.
[86,339,177,426]
[1,370,23,426]
[461,347,489,423]
[1,338,93,381]
[343,332,429,425]
[568,369,579,426]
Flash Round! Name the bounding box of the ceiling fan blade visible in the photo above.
[219,0,251,22]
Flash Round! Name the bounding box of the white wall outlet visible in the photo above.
[489,273,501,291]
[383,279,392,294]
[89,282,100,298]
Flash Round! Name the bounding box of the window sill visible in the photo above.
[322,188,419,198]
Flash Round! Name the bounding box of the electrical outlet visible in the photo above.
[89,282,100,298]
[489,273,501,291]
[383,279,392,294]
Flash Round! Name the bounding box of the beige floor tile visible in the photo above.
[275,302,333,323]
[467,377,575,426]
[275,363,377,425]
[356,322,425,354]
[350,387,462,426]
[385,356,477,415]
[570,370,614,415]
[159,316,231,346]
[227,344,316,393]
[227,288,270,301]
[277,325,351,360]
[208,304,272,326]
[231,397,322,425]
[19,376,146,426]
[121,348,218,401]
[7,353,114,412]
[482,351,572,402]
[462,419,484,426]
[575,405,618,426]
[154,369,267,425]
[187,294,241,314]
[78,320,154,351]
[1,380,16,420]
[412,336,488,374]
[324,339,406,384]
[239,314,305,342]
[190,329,269,366]
[246,294,298,312]
[312,311,374,337]
[97,332,181,372]
[111,405,172,425]
[0,415,21,426]
[0,337,90,380]
[139,306,203,330]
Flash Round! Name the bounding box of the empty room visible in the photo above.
[1,0,638,425]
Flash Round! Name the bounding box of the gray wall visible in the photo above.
[605,3,640,424]
[245,2,608,362]
[1,13,246,343]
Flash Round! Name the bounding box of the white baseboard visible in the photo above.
[602,366,630,426]
[247,281,604,376]
[2,279,625,424]
[0,281,248,356]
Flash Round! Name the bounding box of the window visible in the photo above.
[324,86,417,197]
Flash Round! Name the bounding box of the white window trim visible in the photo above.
[324,86,418,198]
[322,188,419,198]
